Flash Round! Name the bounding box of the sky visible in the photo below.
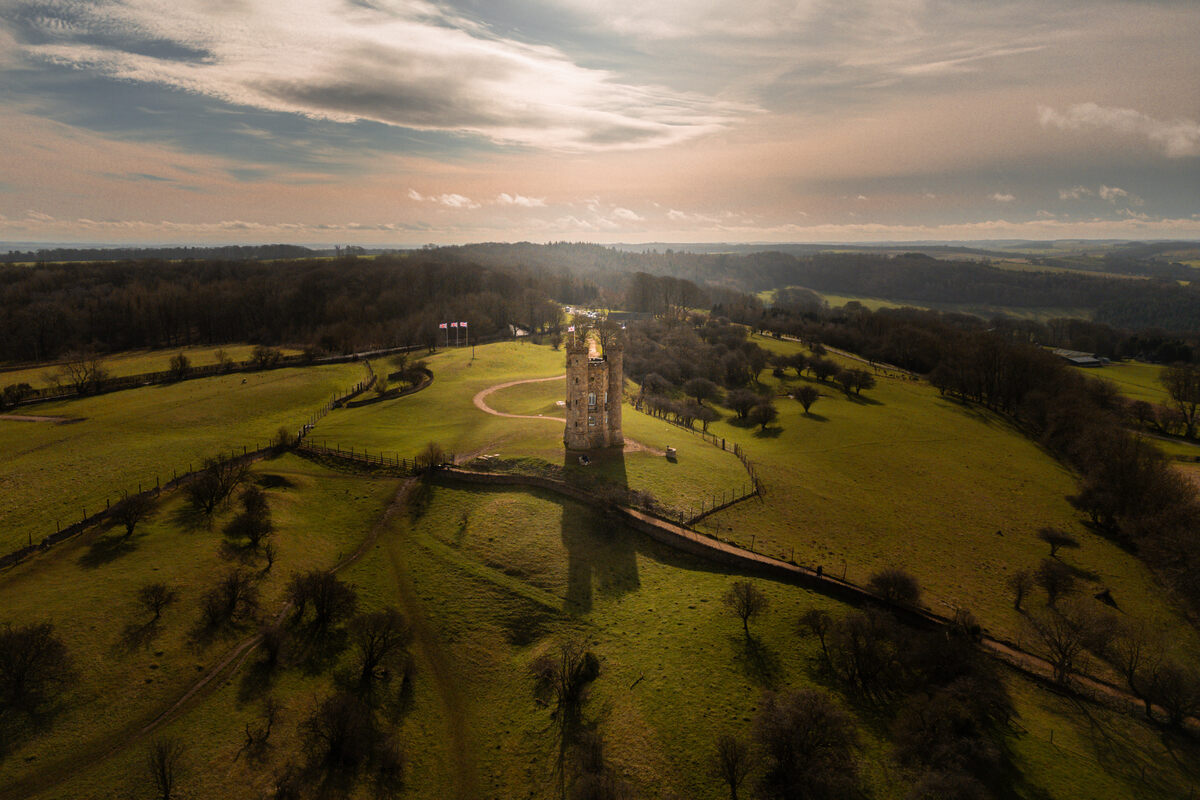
[1,0,1199,246]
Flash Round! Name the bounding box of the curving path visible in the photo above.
[472,374,565,422]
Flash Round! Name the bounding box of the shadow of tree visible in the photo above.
[77,532,138,569]
[116,619,162,652]
[731,633,782,689]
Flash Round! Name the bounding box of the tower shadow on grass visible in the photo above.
[561,447,640,615]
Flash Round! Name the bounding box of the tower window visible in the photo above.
[588,392,596,407]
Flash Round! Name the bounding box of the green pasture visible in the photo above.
[0,454,399,798]
[699,335,1200,659]
[313,341,750,515]
[0,344,303,390]
[0,361,367,553]
[34,482,1194,799]
[1091,360,1169,405]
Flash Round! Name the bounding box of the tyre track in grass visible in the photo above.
[381,492,480,800]
[1,476,418,800]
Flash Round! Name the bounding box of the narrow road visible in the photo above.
[472,374,565,422]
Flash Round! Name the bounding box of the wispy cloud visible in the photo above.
[990,193,1015,203]
[408,189,480,209]
[1039,103,1200,158]
[1059,186,1091,200]
[496,193,546,207]
[7,0,741,151]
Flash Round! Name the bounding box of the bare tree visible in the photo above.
[416,441,446,472]
[0,622,74,715]
[186,457,249,515]
[530,640,601,734]
[1105,618,1166,716]
[1007,569,1034,611]
[723,580,770,636]
[747,401,778,431]
[199,570,260,629]
[1161,362,1200,438]
[753,689,862,800]
[1024,606,1088,685]
[168,352,190,381]
[350,608,412,694]
[867,567,921,605]
[57,351,108,396]
[713,733,752,800]
[224,485,274,550]
[111,490,156,539]
[288,570,358,633]
[798,608,834,668]
[1037,527,1080,558]
[1034,558,1075,607]
[146,737,185,800]
[794,385,820,415]
[138,582,178,622]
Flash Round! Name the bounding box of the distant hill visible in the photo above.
[0,244,322,263]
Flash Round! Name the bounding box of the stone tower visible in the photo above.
[564,330,624,450]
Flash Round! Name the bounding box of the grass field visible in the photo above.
[1091,360,1170,405]
[695,335,1200,661]
[0,361,368,553]
[0,344,303,390]
[22,480,1195,799]
[0,454,400,798]
[313,342,750,515]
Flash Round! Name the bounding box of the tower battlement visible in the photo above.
[563,330,623,450]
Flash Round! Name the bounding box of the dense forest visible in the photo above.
[0,254,578,363]
[440,243,1200,334]
[0,244,327,263]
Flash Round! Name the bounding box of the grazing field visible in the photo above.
[1091,360,1170,405]
[0,344,303,390]
[22,482,1196,799]
[699,335,1200,659]
[0,361,367,552]
[0,454,399,799]
[314,341,750,514]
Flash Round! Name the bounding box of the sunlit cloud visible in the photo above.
[6,0,742,151]
[496,193,546,207]
[1039,103,1200,158]
[990,193,1015,203]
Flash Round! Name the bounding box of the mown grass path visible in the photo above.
[472,374,566,422]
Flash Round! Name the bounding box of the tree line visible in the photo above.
[735,301,1200,618]
[0,253,566,363]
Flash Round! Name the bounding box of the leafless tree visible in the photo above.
[146,737,185,800]
[1034,558,1075,607]
[867,567,921,605]
[713,733,752,800]
[111,490,156,539]
[723,580,770,636]
[138,582,178,622]
[186,457,249,515]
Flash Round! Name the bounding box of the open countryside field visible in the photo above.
[0,361,367,552]
[13,477,1196,799]
[699,334,1200,659]
[314,341,750,514]
[0,343,303,390]
[1092,359,1171,405]
[0,454,400,799]
[4,336,1200,799]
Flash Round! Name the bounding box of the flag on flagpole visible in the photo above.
[450,322,459,328]
[460,321,468,327]
[438,322,447,329]
[567,325,575,332]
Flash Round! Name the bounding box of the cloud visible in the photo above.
[1098,185,1127,202]
[610,207,642,221]
[990,193,1015,203]
[496,192,546,207]
[1059,186,1091,200]
[408,189,480,209]
[6,0,741,152]
[1038,103,1200,158]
